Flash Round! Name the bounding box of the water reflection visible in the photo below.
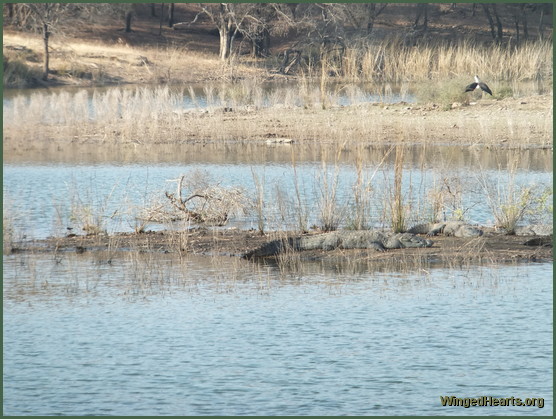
[3,252,553,415]
[4,141,553,171]
[4,79,549,112]
[3,81,415,113]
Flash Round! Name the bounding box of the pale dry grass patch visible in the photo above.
[339,38,552,83]
[3,79,552,157]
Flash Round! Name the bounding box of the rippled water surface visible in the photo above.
[3,252,553,415]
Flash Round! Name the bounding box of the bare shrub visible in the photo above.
[477,154,545,233]
[389,145,408,233]
[164,170,250,226]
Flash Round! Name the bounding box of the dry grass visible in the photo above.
[4,73,552,151]
[476,152,552,233]
[388,145,407,233]
[325,38,552,83]
[3,31,267,87]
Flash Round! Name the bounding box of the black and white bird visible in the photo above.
[465,75,493,96]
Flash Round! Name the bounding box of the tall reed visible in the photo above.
[316,145,347,231]
[389,145,407,233]
[290,148,309,233]
[347,148,373,230]
[338,38,552,82]
[251,168,266,234]
[476,152,547,232]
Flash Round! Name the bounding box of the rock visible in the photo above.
[266,138,294,145]
[514,224,553,236]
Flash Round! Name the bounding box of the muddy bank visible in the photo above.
[3,94,553,164]
[8,229,553,268]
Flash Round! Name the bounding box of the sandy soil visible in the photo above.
[8,229,553,269]
[3,93,553,165]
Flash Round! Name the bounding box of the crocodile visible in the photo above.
[407,221,483,237]
[243,230,433,259]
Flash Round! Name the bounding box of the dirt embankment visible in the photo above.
[8,229,553,269]
[3,93,552,165]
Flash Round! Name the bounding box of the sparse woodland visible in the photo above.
[3,3,553,87]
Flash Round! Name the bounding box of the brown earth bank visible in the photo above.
[3,94,553,164]
[8,229,553,269]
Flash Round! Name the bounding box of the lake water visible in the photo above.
[4,79,550,116]
[3,251,552,416]
[3,83,553,415]
[3,82,414,117]
[3,156,553,240]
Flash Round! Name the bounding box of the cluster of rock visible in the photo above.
[407,221,483,237]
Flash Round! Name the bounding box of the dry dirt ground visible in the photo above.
[3,93,552,165]
[9,229,553,269]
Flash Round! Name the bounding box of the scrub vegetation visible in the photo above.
[3,3,553,270]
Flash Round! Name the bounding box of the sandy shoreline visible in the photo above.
[7,228,553,270]
[3,94,553,164]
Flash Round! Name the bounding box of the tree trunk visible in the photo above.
[150,3,156,17]
[6,3,14,19]
[125,11,132,33]
[520,4,528,40]
[279,49,301,75]
[492,4,503,42]
[251,28,270,58]
[414,3,428,30]
[159,3,164,35]
[538,6,545,40]
[168,3,175,28]
[366,3,376,34]
[219,28,232,60]
[482,4,497,41]
[514,15,520,45]
[42,22,49,81]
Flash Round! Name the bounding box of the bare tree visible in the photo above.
[331,3,388,35]
[168,3,175,28]
[482,4,501,43]
[19,3,81,81]
[537,3,551,40]
[507,3,526,44]
[197,3,252,60]
[482,3,505,43]
[242,4,273,58]
[125,7,133,33]
[413,3,429,31]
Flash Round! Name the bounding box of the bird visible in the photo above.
[465,75,493,96]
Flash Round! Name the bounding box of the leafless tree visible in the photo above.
[197,3,258,60]
[483,4,504,43]
[338,3,388,35]
[17,3,82,81]
[168,3,175,28]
